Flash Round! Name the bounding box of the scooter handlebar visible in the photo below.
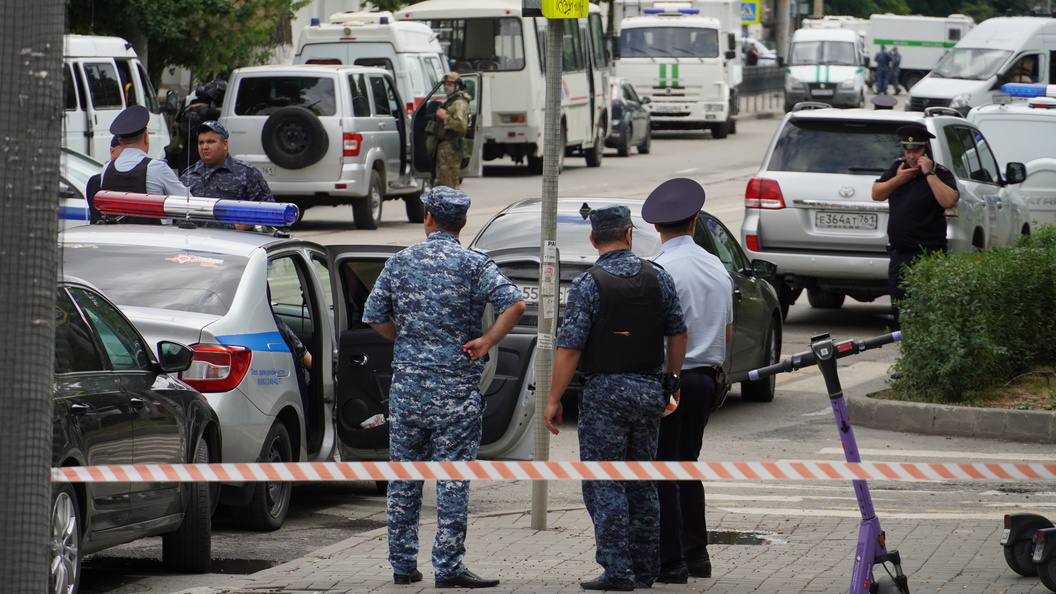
[747,331,902,381]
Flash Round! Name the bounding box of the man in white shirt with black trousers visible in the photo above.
[642,178,734,584]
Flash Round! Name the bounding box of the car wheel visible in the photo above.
[711,119,730,139]
[233,422,293,532]
[637,126,652,154]
[353,170,383,230]
[162,438,211,573]
[261,106,329,170]
[903,72,923,90]
[617,124,631,157]
[807,288,845,309]
[1004,539,1039,576]
[405,192,426,224]
[742,318,779,403]
[50,483,81,594]
[585,127,603,167]
[729,117,737,135]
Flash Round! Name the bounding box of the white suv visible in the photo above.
[221,65,479,229]
[741,105,1031,317]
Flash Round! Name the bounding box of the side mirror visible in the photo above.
[641,96,651,104]
[752,259,778,278]
[163,90,181,116]
[157,340,194,373]
[1006,162,1027,185]
[725,50,737,60]
[727,32,736,52]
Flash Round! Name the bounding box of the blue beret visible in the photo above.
[642,178,705,224]
[896,124,934,146]
[421,186,470,223]
[589,204,632,231]
[110,105,150,137]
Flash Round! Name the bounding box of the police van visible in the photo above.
[293,11,448,115]
[784,25,868,112]
[63,35,170,160]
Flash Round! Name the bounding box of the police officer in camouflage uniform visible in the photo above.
[544,204,688,592]
[180,121,275,230]
[427,72,471,190]
[362,186,525,589]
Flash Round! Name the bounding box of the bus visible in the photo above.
[396,0,610,174]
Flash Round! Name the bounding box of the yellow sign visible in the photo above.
[542,0,588,19]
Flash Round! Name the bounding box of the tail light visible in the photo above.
[745,235,761,252]
[343,133,362,157]
[180,344,252,393]
[744,178,786,209]
[406,102,415,114]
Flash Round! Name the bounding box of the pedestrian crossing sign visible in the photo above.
[741,0,760,24]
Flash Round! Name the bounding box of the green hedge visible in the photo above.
[890,225,1056,403]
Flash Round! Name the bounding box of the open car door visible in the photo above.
[410,72,483,182]
[326,245,536,462]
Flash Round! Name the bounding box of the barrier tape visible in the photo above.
[51,460,1056,483]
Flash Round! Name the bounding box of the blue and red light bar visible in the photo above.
[999,83,1056,98]
[94,191,300,227]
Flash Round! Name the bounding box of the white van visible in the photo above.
[293,11,447,114]
[907,17,1056,114]
[968,92,1056,227]
[784,27,868,111]
[63,35,170,160]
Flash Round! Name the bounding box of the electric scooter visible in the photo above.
[749,331,910,594]
[1001,512,1056,590]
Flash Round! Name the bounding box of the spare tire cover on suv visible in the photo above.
[261,106,329,170]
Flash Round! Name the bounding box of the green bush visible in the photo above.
[890,225,1056,403]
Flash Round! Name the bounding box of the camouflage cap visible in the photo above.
[589,204,633,231]
[197,120,229,139]
[421,186,470,223]
[442,71,462,83]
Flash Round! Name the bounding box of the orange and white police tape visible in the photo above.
[52,460,1056,483]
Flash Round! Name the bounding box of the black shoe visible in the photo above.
[687,558,712,578]
[393,569,422,584]
[580,576,635,591]
[656,564,689,584]
[436,568,499,588]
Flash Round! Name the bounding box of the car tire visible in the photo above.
[162,438,211,573]
[711,119,730,139]
[617,124,631,157]
[353,170,383,230]
[527,129,564,174]
[405,191,426,224]
[742,318,779,403]
[585,129,604,167]
[807,288,845,309]
[50,482,82,594]
[637,126,651,154]
[233,422,293,532]
[261,106,329,170]
[730,117,737,135]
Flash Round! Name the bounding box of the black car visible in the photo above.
[51,278,221,594]
[469,198,784,403]
[606,77,652,157]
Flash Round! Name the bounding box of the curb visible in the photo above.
[847,388,1056,444]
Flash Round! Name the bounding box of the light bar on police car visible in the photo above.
[643,7,700,13]
[94,191,300,227]
[999,83,1056,98]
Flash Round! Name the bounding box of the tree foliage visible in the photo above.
[67,0,308,83]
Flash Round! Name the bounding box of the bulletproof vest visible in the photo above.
[100,158,161,225]
[579,260,666,374]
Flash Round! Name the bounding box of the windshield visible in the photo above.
[61,244,248,316]
[789,40,858,66]
[620,26,719,58]
[768,119,905,174]
[428,17,525,72]
[473,209,663,258]
[931,48,1011,80]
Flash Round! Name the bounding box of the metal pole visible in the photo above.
[530,16,564,531]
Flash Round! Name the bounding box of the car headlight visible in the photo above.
[839,78,856,90]
[787,77,805,91]
[949,93,971,109]
[705,104,725,112]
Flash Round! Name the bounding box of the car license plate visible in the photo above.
[519,283,569,305]
[651,104,681,114]
[811,89,835,97]
[816,211,877,230]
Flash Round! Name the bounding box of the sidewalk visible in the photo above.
[183,502,1051,594]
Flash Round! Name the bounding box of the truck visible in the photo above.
[611,0,742,139]
[784,24,868,111]
[865,13,975,91]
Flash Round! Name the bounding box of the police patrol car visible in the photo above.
[59,193,537,531]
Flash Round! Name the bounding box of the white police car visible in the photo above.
[59,193,537,531]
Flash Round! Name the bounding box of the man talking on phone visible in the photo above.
[872,124,959,322]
